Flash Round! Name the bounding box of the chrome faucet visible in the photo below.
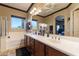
[53,35,60,40]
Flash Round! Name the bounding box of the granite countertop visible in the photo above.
[25,33,79,56]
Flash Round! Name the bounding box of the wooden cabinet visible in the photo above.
[25,36,68,56]
[24,35,28,47]
[29,37,35,55]
[25,36,35,55]
[46,46,67,56]
[34,40,45,56]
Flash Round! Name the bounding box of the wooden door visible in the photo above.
[34,40,45,56]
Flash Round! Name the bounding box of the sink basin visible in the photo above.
[48,39,61,43]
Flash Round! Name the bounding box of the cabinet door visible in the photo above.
[28,37,35,55]
[24,35,28,47]
[26,36,34,47]
[34,40,45,56]
[25,36,35,55]
[30,38,35,55]
[46,46,67,56]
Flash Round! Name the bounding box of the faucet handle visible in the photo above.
[55,36,57,39]
[58,37,60,40]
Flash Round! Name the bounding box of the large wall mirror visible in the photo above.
[55,16,64,35]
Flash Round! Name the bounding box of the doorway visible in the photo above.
[55,16,64,35]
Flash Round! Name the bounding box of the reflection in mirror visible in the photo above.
[55,16,64,35]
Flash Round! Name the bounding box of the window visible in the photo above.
[32,20,38,30]
[11,16,25,30]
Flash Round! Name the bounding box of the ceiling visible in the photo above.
[3,3,32,12]
[2,3,70,17]
[37,3,69,16]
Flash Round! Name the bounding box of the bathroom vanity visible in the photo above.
[25,33,77,56]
